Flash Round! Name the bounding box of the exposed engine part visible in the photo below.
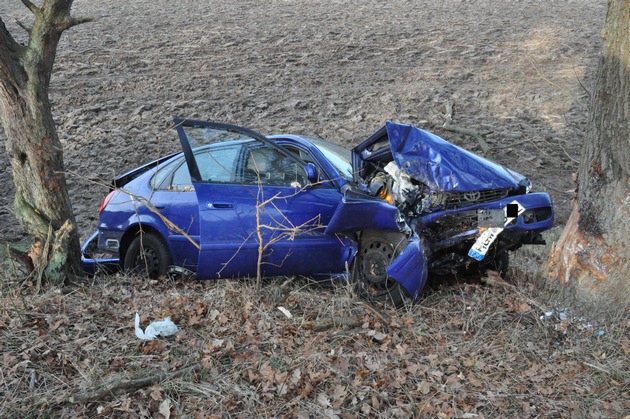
[368,172,390,200]
[367,162,430,218]
[383,161,417,205]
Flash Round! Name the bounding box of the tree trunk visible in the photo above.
[545,0,629,307]
[0,2,90,285]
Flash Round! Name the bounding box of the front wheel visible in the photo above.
[353,230,411,307]
[491,251,509,277]
[124,232,171,278]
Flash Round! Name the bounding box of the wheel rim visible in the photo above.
[133,246,161,277]
[357,237,398,295]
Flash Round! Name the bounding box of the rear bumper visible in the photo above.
[81,231,120,275]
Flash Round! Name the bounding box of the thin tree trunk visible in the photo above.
[545,0,629,306]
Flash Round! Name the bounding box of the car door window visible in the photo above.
[177,121,307,187]
[241,145,304,187]
[194,146,240,183]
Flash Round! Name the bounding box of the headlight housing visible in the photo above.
[518,178,532,194]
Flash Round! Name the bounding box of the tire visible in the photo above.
[492,251,510,277]
[352,230,411,307]
[123,232,171,278]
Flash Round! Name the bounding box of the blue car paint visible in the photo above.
[324,191,401,235]
[354,121,524,192]
[385,233,428,300]
[386,121,523,191]
[421,192,554,232]
[85,119,555,304]
[422,192,553,252]
[174,120,358,280]
[192,182,350,279]
[97,159,202,270]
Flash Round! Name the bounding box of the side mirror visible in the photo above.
[305,163,319,184]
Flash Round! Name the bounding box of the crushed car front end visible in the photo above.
[352,121,553,282]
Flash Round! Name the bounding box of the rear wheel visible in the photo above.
[353,230,411,307]
[124,233,171,278]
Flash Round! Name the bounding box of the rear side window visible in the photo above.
[151,158,183,190]
[170,163,193,190]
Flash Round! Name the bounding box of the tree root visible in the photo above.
[443,100,494,159]
[69,363,202,403]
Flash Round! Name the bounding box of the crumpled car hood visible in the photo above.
[355,121,525,193]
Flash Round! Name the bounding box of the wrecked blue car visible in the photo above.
[82,120,553,306]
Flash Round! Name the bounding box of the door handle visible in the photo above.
[209,201,235,209]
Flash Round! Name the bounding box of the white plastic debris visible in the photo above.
[134,312,179,340]
[277,306,293,319]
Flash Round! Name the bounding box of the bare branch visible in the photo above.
[120,187,201,250]
[443,99,494,160]
[302,316,364,332]
[64,170,201,251]
[56,16,94,32]
[217,231,256,277]
[14,18,31,34]
[70,363,202,403]
[20,0,41,16]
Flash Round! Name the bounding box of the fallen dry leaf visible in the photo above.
[159,398,171,419]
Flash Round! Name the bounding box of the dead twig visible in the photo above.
[481,270,548,313]
[443,100,494,159]
[302,316,364,332]
[69,363,202,403]
[362,302,389,324]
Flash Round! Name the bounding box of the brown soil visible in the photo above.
[0,0,607,244]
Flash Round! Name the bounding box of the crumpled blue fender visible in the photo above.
[324,191,427,300]
[386,234,428,300]
[386,121,523,192]
[324,191,400,234]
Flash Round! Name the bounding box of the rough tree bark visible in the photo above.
[545,0,629,306]
[0,1,91,285]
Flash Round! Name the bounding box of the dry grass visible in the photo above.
[1,254,628,418]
